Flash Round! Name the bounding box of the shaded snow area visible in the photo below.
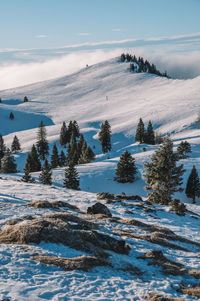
[0,58,200,300]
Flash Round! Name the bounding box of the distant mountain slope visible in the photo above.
[0,58,199,140]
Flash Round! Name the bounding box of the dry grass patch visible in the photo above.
[179,284,200,298]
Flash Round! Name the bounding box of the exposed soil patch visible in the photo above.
[27,200,80,212]
[0,212,130,258]
[32,254,110,271]
[145,292,183,301]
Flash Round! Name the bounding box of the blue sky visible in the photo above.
[1,0,200,49]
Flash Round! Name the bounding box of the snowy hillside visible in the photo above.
[0,57,200,300]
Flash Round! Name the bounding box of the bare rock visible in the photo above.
[87,202,112,217]
[32,254,110,271]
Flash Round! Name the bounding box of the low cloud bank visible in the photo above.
[0,46,199,90]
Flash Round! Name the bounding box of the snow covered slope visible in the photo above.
[0,58,200,300]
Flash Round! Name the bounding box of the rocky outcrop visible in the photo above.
[32,254,110,271]
[87,202,112,217]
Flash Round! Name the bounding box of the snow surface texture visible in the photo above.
[0,58,200,300]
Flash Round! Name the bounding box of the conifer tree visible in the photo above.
[120,53,126,62]
[77,134,85,157]
[39,159,52,185]
[59,150,67,167]
[144,120,155,145]
[144,138,185,204]
[24,96,28,102]
[0,134,6,160]
[51,144,60,168]
[59,121,70,147]
[177,141,191,159]
[21,165,35,183]
[9,112,14,120]
[98,120,111,153]
[67,134,79,165]
[36,120,49,160]
[63,163,80,190]
[1,148,17,173]
[25,145,41,172]
[115,150,137,183]
[185,165,200,204]
[11,135,21,153]
[135,118,145,143]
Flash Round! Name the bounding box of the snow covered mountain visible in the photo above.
[0,57,200,300]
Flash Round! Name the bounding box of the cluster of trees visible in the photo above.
[135,118,155,145]
[0,134,21,172]
[120,53,168,77]
[114,137,200,205]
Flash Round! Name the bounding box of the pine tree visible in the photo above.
[36,120,49,160]
[9,112,14,120]
[59,121,70,147]
[39,159,52,185]
[21,165,35,183]
[59,150,67,167]
[11,135,21,153]
[63,163,80,190]
[98,120,111,153]
[135,118,145,143]
[0,134,6,160]
[120,53,126,62]
[115,150,137,183]
[185,165,200,204]
[25,145,41,172]
[177,141,191,159]
[67,135,79,165]
[51,144,59,168]
[24,96,28,102]
[144,138,185,204]
[144,120,155,145]
[77,134,85,157]
[1,148,17,173]
[129,63,135,72]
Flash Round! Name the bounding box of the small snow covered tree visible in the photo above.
[59,150,67,167]
[144,120,155,145]
[0,134,6,160]
[51,144,60,168]
[59,121,70,147]
[135,118,145,144]
[177,141,191,159]
[25,145,41,172]
[63,163,80,190]
[98,120,111,153]
[9,112,14,120]
[39,159,52,185]
[144,138,185,204]
[11,135,21,153]
[36,120,49,160]
[115,150,137,183]
[185,165,200,204]
[1,148,17,173]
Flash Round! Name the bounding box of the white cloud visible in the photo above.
[78,33,91,36]
[35,35,48,38]
[112,29,121,32]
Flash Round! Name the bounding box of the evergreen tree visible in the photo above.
[135,118,145,143]
[25,145,41,172]
[59,121,70,147]
[98,120,111,153]
[51,144,60,168]
[144,120,155,145]
[120,53,126,62]
[24,96,28,102]
[0,134,6,160]
[59,150,67,167]
[115,150,137,183]
[144,138,185,204]
[67,137,79,165]
[77,134,85,157]
[11,135,21,153]
[185,165,200,204]
[9,112,14,120]
[129,63,135,72]
[177,141,191,159]
[63,163,80,190]
[39,159,52,185]
[36,120,49,160]
[21,165,35,183]
[1,148,17,173]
